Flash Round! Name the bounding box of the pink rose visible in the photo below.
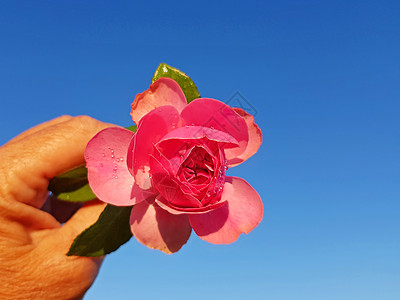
[85,78,263,253]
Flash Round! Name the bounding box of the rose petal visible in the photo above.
[180,98,249,160]
[227,108,262,166]
[129,105,180,189]
[155,181,234,215]
[156,196,227,215]
[130,77,187,125]
[130,200,192,254]
[189,176,263,244]
[159,126,238,147]
[152,144,177,175]
[85,127,145,206]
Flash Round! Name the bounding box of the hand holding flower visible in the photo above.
[0,116,111,299]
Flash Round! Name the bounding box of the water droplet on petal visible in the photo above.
[119,157,124,162]
[210,126,214,130]
[102,153,105,157]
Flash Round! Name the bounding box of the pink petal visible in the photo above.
[129,105,180,189]
[156,196,227,215]
[155,181,234,215]
[159,126,239,147]
[130,77,187,125]
[227,108,263,166]
[85,127,146,206]
[189,176,263,244]
[130,200,192,254]
[180,98,249,160]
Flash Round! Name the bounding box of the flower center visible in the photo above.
[181,147,213,183]
[177,145,226,204]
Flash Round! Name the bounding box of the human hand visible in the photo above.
[0,116,112,300]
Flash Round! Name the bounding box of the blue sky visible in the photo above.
[1,1,399,299]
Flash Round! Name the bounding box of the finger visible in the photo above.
[27,202,106,300]
[0,116,115,208]
[4,115,74,146]
[16,115,114,178]
[58,200,107,248]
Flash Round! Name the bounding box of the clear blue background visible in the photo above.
[1,1,399,299]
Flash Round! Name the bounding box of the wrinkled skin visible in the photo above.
[86,78,264,254]
[0,116,111,300]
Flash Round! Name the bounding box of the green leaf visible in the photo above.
[125,125,137,132]
[48,165,97,202]
[152,63,201,103]
[67,204,133,257]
